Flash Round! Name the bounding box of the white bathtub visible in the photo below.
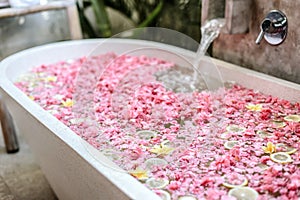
[0,39,299,200]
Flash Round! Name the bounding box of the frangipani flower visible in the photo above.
[246,103,263,111]
[61,99,74,107]
[128,168,149,180]
[262,142,276,154]
[28,95,35,101]
[44,76,57,82]
[149,144,175,156]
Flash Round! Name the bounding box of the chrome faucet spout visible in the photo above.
[256,10,288,45]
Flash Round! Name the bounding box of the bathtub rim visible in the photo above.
[0,38,300,199]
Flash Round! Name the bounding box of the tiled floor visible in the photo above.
[0,127,57,200]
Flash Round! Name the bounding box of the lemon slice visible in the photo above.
[284,114,300,122]
[178,196,197,200]
[164,123,172,128]
[156,190,171,200]
[226,125,246,133]
[224,140,239,150]
[161,140,172,146]
[101,149,121,161]
[222,178,248,188]
[276,143,297,154]
[256,130,273,138]
[69,117,85,125]
[219,132,231,139]
[145,158,168,170]
[228,186,259,200]
[146,178,169,189]
[272,120,286,128]
[270,152,293,164]
[257,164,269,171]
[137,130,157,140]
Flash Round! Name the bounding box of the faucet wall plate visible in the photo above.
[256,10,288,45]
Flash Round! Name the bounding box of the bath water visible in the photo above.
[192,18,226,160]
[72,23,228,174]
[155,19,226,92]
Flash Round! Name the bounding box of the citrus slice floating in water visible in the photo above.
[256,130,273,138]
[223,179,248,188]
[178,196,197,200]
[228,186,259,200]
[284,114,300,122]
[270,152,293,164]
[224,140,239,150]
[146,177,169,189]
[145,158,168,170]
[226,125,246,133]
[101,149,121,161]
[275,143,297,155]
[223,179,248,189]
[161,140,172,146]
[257,163,269,171]
[219,132,231,139]
[137,130,157,140]
[272,120,286,128]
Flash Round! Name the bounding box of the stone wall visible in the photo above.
[212,0,300,84]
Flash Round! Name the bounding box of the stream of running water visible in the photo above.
[192,18,225,91]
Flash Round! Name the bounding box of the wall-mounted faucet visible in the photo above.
[255,10,288,45]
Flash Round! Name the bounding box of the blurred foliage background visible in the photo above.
[77,0,201,42]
